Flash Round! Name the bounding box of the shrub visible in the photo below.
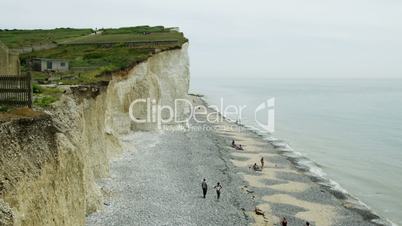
[0,105,8,112]
[32,83,43,93]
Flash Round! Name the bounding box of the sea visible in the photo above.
[190,78,402,225]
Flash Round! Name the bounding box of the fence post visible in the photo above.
[27,72,33,108]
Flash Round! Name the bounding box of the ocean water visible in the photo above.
[190,78,402,225]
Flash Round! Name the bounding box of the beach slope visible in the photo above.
[86,96,385,226]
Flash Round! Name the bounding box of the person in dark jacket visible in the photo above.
[281,217,288,226]
[201,178,208,198]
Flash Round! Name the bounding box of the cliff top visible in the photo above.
[15,26,187,84]
[0,28,93,49]
[0,26,187,84]
[0,26,187,109]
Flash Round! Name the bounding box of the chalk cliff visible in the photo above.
[0,43,190,226]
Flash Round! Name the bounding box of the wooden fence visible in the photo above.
[60,40,180,48]
[0,73,32,108]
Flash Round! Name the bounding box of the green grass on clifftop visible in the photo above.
[2,26,187,108]
[20,26,187,85]
[24,45,154,84]
[0,28,93,48]
[64,26,187,44]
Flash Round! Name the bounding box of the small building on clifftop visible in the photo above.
[31,58,69,72]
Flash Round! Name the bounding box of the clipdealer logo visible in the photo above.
[128,97,275,133]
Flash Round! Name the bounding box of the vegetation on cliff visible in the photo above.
[18,26,187,84]
[0,28,93,48]
[0,26,187,109]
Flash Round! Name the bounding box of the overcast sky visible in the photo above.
[1,0,402,79]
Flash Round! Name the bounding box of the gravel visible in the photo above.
[86,122,254,226]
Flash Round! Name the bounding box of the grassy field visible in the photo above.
[21,28,186,85]
[23,45,155,84]
[1,26,187,108]
[20,26,187,84]
[64,26,186,44]
[64,33,186,44]
[102,26,170,34]
[0,28,93,48]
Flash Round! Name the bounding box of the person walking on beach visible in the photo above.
[260,157,264,168]
[213,182,223,200]
[281,217,288,226]
[201,178,208,198]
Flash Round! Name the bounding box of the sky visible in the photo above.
[1,0,402,79]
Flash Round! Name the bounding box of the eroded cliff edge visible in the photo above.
[0,43,190,226]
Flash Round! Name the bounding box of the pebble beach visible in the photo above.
[86,96,387,226]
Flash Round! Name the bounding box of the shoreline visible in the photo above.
[197,95,392,226]
[86,94,392,226]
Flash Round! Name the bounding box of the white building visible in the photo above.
[32,58,69,72]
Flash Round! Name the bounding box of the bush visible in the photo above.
[32,83,43,93]
[0,105,8,112]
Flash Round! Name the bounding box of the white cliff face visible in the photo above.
[0,43,190,226]
[105,43,190,132]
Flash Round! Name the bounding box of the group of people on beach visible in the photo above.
[251,156,264,171]
[201,178,223,200]
[231,140,244,150]
[232,140,265,171]
[231,140,313,225]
